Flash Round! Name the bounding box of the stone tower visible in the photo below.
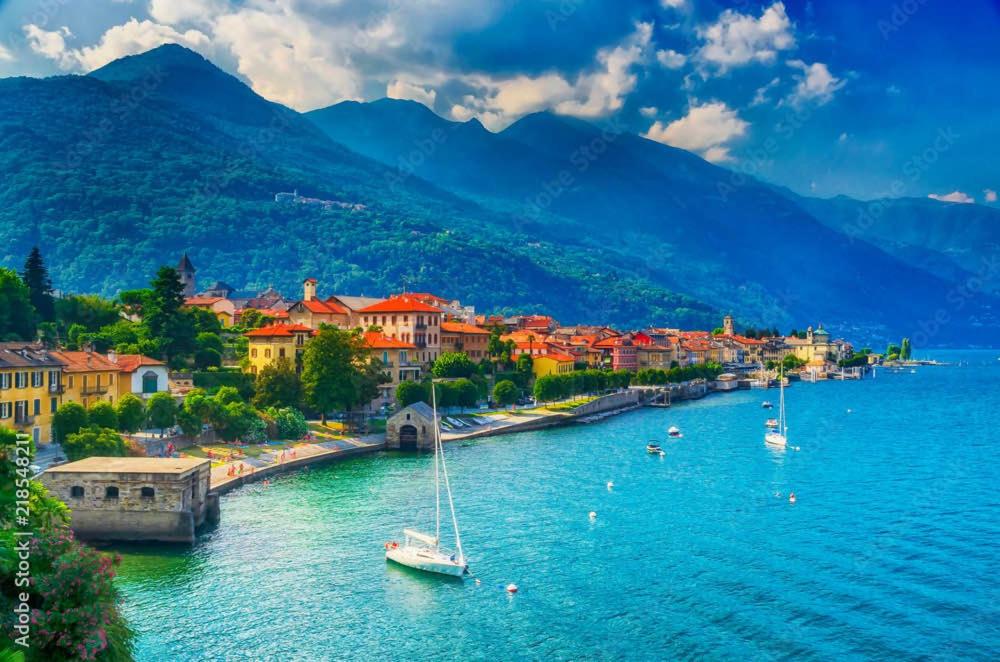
[723,314,734,336]
[303,277,317,301]
[177,254,196,297]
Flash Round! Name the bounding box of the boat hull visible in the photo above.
[764,433,787,448]
[386,547,467,577]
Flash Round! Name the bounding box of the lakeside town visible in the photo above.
[1,249,917,659]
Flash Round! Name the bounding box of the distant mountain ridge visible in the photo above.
[0,44,996,344]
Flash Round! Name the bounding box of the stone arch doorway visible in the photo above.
[398,425,418,451]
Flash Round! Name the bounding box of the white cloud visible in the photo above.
[656,48,686,69]
[453,22,652,130]
[387,79,437,108]
[838,132,848,143]
[928,191,974,204]
[148,0,226,26]
[24,19,210,71]
[0,44,15,62]
[661,0,686,8]
[785,60,844,105]
[886,84,901,96]
[697,1,795,71]
[643,101,748,162]
[639,106,658,118]
[750,76,780,106]
[984,189,997,203]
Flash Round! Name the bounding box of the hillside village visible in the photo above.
[1,253,864,452]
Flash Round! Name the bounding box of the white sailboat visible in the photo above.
[764,366,788,449]
[385,381,468,577]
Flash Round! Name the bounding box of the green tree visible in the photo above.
[214,400,261,442]
[268,407,309,439]
[116,393,146,433]
[900,337,912,360]
[432,352,477,378]
[87,400,118,430]
[52,401,88,443]
[146,391,178,433]
[301,326,374,422]
[194,347,222,369]
[396,380,426,407]
[533,374,563,402]
[22,246,55,322]
[253,357,302,409]
[63,427,127,461]
[0,267,36,340]
[493,379,519,408]
[143,265,196,367]
[450,378,479,410]
[516,353,533,375]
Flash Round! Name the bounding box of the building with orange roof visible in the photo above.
[363,331,421,409]
[531,351,576,379]
[637,344,677,370]
[49,350,120,408]
[518,315,557,333]
[591,335,638,371]
[108,353,170,400]
[358,296,443,366]
[244,323,316,375]
[287,278,351,329]
[183,296,236,327]
[440,321,490,360]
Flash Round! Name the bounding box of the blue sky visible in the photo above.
[0,0,996,203]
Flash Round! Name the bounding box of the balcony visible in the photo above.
[414,322,427,329]
[81,385,110,396]
[49,384,64,394]
[14,414,34,426]
[414,339,427,349]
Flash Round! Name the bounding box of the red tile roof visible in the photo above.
[304,277,317,284]
[441,321,489,335]
[537,351,575,362]
[49,351,119,373]
[405,292,451,306]
[245,323,315,338]
[300,299,348,315]
[358,296,443,313]
[114,354,166,374]
[184,297,224,306]
[363,331,416,350]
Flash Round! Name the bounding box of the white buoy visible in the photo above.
[588,511,597,519]
[789,492,797,504]
[475,578,481,585]
[506,583,518,593]
[606,481,614,490]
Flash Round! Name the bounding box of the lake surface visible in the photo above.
[116,350,1000,660]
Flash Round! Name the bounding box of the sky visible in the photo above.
[0,0,997,203]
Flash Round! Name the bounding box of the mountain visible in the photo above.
[0,45,719,329]
[771,188,1000,291]
[308,98,1000,344]
[0,45,996,343]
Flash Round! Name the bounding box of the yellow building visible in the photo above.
[49,350,120,409]
[183,296,236,327]
[532,352,576,379]
[244,323,316,375]
[363,331,421,410]
[786,326,840,363]
[0,343,64,446]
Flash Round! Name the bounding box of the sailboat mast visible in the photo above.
[437,417,465,563]
[432,380,441,546]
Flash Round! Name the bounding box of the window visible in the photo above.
[0,402,10,419]
[32,371,43,388]
[104,486,119,499]
[140,487,155,498]
[48,371,58,386]
[0,373,9,389]
[251,348,257,358]
[109,374,114,385]
[141,371,158,394]
[68,376,74,388]
[391,315,397,325]
[15,372,27,389]
[264,348,271,358]
[279,348,286,358]
[382,351,389,364]
[33,399,40,416]
[296,334,304,346]
[70,486,85,498]
[50,398,57,414]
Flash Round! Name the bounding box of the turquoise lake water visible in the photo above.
[115,350,999,660]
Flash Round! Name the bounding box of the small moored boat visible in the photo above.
[764,367,789,449]
[765,418,779,428]
[646,442,663,454]
[761,401,773,409]
[667,426,682,438]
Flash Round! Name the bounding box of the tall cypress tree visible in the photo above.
[22,246,55,322]
[144,265,195,367]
